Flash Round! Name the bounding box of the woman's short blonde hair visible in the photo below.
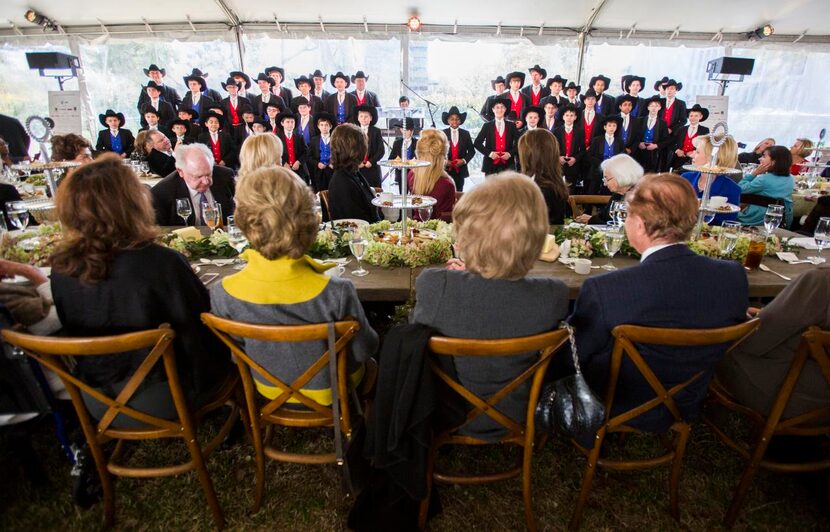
[693,135,738,169]
[238,133,282,179]
[234,167,317,260]
[794,138,814,158]
[453,171,548,280]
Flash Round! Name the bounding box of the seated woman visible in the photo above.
[574,153,643,225]
[789,137,814,176]
[738,145,795,227]
[237,132,282,181]
[517,128,569,224]
[50,133,93,164]
[328,123,380,223]
[407,129,456,222]
[681,135,741,225]
[717,267,830,423]
[49,155,231,427]
[411,172,569,440]
[210,166,378,404]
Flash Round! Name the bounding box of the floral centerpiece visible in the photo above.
[0,224,62,266]
[361,220,454,268]
[688,225,787,261]
[307,226,353,260]
[553,224,640,259]
[161,231,238,260]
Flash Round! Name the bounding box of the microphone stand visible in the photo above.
[401,79,437,129]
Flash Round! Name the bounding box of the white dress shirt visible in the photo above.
[640,243,682,262]
[450,127,459,145]
[495,119,505,136]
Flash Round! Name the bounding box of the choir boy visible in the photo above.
[220,77,252,129]
[230,71,254,100]
[618,75,647,117]
[138,81,175,128]
[251,72,284,120]
[480,76,507,122]
[389,118,418,190]
[615,95,642,156]
[540,98,560,132]
[197,110,237,168]
[351,71,381,108]
[579,89,602,148]
[185,68,222,103]
[553,105,586,192]
[179,74,216,124]
[265,66,293,102]
[670,104,710,171]
[636,96,671,173]
[95,109,134,158]
[308,112,336,191]
[353,105,385,188]
[293,97,317,146]
[545,75,568,107]
[442,106,476,191]
[136,64,180,116]
[589,74,615,116]
[564,82,582,108]
[292,75,324,115]
[588,115,625,193]
[311,69,330,100]
[275,111,309,184]
[504,71,529,128]
[474,97,518,175]
[521,65,550,107]
[324,72,358,125]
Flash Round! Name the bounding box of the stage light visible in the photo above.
[407,15,422,32]
[750,24,774,40]
[23,8,57,31]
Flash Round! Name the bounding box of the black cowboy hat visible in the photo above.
[265,66,285,79]
[311,69,325,79]
[505,71,526,86]
[564,81,581,94]
[687,103,709,121]
[441,106,467,126]
[203,109,227,129]
[399,96,410,104]
[589,74,611,90]
[521,106,544,123]
[351,104,378,126]
[314,111,337,128]
[654,76,670,91]
[540,95,561,109]
[330,71,351,88]
[560,104,579,116]
[98,109,125,128]
[580,89,600,102]
[140,105,160,118]
[664,79,683,91]
[252,117,271,129]
[294,75,313,90]
[229,71,252,89]
[275,110,299,125]
[490,76,506,90]
[546,75,567,88]
[170,118,192,130]
[489,96,511,112]
[145,80,164,92]
[644,95,664,108]
[351,70,369,82]
[143,64,165,76]
[616,94,638,108]
[528,64,547,78]
[183,74,207,92]
[621,75,646,93]
[290,96,312,112]
[178,108,199,121]
[254,72,275,87]
[221,77,242,91]
[599,114,623,128]
[264,101,285,113]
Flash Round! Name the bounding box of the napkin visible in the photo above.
[787,237,819,250]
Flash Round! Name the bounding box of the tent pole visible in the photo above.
[234,25,245,71]
[576,31,586,85]
[67,35,96,141]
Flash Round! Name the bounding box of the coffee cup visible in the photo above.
[709,195,728,209]
[573,258,592,275]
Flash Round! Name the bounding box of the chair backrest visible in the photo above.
[200,313,359,430]
[0,326,187,436]
[766,326,830,433]
[568,195,611,217]
[319,190,333,221]
[740,193,784,209]
[427,329,570,442]
[605,319,760,429]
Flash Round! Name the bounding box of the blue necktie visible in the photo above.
[199,192,209,225]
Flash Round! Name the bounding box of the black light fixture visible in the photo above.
[749,24,774,40]
[24,9,58,32]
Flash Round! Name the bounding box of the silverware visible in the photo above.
[759,263,791,281]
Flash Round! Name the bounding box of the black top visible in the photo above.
[738,151,762,165]
[51,244,231,400]
[0,114,30,160]
[328,168,380,222]
[146,149,176,177]
[538,185,569,225]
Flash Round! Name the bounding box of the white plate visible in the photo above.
[17,237,40,251]
[701,203,741,214]
[1,275,29,284]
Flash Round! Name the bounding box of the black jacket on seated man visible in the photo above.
[146,149,176,178]
[151,165,235,226]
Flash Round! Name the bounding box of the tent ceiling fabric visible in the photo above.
[1,0,827,36]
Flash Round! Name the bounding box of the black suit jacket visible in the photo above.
[389,137,419,184]
[293,94,324,115]
[274,86,293,103]
[569,244,748,432]
[588,135,626,171]
[307,135,334,191]
[196,131,238,168]
[95,128,135,157]
[474,121,519,175]
[617,114,643,155]
[324,93,359,125]
[220,97,253,126]
[479,94,500,122]
[138,100,176,128]
[442,127,476,180]
[138,125,175,145]
[594,93,616,116]
[553,125,587,180]
[251,93,287,119]
[146,148,176,177]
[276,131,310,183]
[520,85,551,106]
[635,116,672,171]
[296,116,318,146]
[670,124,710,169]
[231,123,254,148]
[137,85,182,116]
[151,165,236,226]
[616,95,648,118]
[351,90,380,108]
[313,89,331,101]
[358,126,385,188]
[660,98,688,135]
[328,168,381,223]
[179,93,217,121]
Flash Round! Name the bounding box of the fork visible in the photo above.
[758,264,791,281]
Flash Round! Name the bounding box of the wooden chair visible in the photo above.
[568,195,612,218]
[739,193,784,210]
[0,326,239,529]
[319,189,333,220]
[418,329,570,531]
[200,313,360,513]
[569,319,760,530]
[705,326,830,528]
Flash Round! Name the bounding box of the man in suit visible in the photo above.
[95,110,134,158]
[350,71,380,108]
[144,130,176,177]
[554,105,587,193]
[660,80,688,170]
[179,75,216,124]
[151,143,235,227]
[588,74,615,117]
[265,66,293,102]
[136,64,181,117]
[474,97,518,175]
[292,75,324,115]
[569,173,748,433]
[389,117,418,191]
[352,105,385,188]
[251,72,285,120]
[311,69,330,101]
[442,106,476,191]
[521,64,550,107]
[196,111,238,168]
[480,76,507,122]
[138,81,176,128]
[325,72,358,125]
[615,95,643,156]
[670,104,710,172]
[219,77,252,129]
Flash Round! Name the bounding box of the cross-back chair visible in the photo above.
[568,195,612,218]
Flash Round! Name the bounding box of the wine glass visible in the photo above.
[608,200,621,226]
[226,217,248,270]
[416,205,433,222]
[176,198,193,226]
[805,173,818,191]
[763,204,784,237]
[719,221,741,257]
[5,201,29,231]
[809,216,830,263]
[602,227,624,270]
[139,161,150,176]
[614,201,628,227]
[202,201,222,232]
[702,208,716,225]
[349,238,369,277]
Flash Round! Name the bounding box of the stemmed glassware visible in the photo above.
[5,201,29,231]
[416,205,433,222]
[202,201,222,232]
[719,221,741,257]
[611,201,628,227]
[349,238,369,277]
[176,198,193,226]
[763,204,784,237]
[602,226,624,270]
[809,217,830,263]
[226,215,248,270]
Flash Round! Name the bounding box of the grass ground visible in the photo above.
[1,407,827,531]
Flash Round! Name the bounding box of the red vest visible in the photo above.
[664,102,675,128]
[494,125,508,165]
[682,129,698,153]
[583,115,595,148]
[449,137,460,171]
[564,129,574,157]
[510,93,524,117]
[356,92,366,106]
[210,135,221,163]
[531,87,542,106]
[229,99,240,125]
[285,134,296,165]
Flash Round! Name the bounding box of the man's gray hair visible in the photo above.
[174,143,215,171]
[144,129,164,149]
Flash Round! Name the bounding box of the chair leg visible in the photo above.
[418,441,438,530]
[569,431,605,531]
[669,425,691,520]
[182,431,225,529]
[522,442,537,532]
[249,415,266,514]
[88,442,115,528]
[723,430,774,528]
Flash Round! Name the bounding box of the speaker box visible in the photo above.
[707,57,755,76]
[26,52,79,70]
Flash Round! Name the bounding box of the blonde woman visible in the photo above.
[407,129,456,221]
[411,172,568,440]
[209,166,377,402]
[789,137,814,175]
[238,133,283,180]
[680,135,740,224]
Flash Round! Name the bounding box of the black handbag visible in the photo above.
[535,323,606,439]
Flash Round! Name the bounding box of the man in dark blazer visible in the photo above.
[352,105,385,188]
[569,174,748,433]
[588,74,616,117]
[350,71,380,108]
[95,110,134,158]
[265,66,293,102]
[138,81,176,128]
[325,72,358,125]
[553,105,587,192]
[144,130,177,177]
[442,106,476,191]
[136,64,181,117]
[151,143,235,227]
[474,97,518,175]
[389,118,418,190]
[196,111,238,168]
[480,76,507,122]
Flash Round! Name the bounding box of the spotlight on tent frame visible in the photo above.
[407,15,422,32]
[749,24,774,40]
[24,9,58,32]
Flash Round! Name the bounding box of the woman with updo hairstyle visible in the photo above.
[50,133,93,164]
[407,128,456,221]
[49,154,231,426]
[237,133,283,181]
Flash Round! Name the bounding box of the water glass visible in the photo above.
[763,204,784,236]
[349,238,369,277]
[809,217,830,263]
[226,217,249,270]
[719,221,741,257]
[806,174,818,190]
[202,201,222,232]
[416,205,433,222]
[176,198,193,225]
[602,228,624,270]
[702,208,716,225]
[5,201,29,231]
[614,202,628,227]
